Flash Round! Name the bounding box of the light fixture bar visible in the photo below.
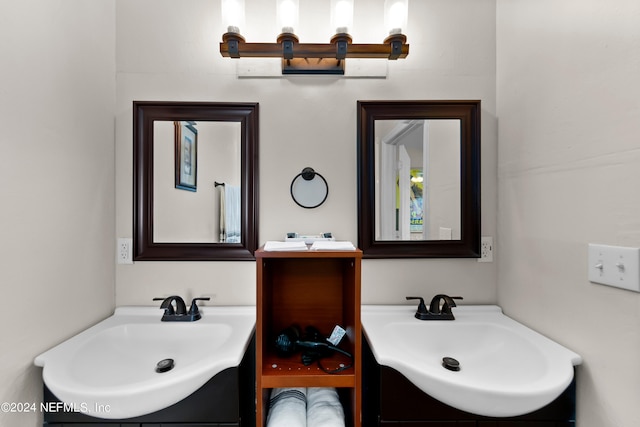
[219,0,409,75]
[220,33,408,74]
[220,40,408,59]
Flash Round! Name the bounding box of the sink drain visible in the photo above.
[442,357,460,371]
[156,358,175,373]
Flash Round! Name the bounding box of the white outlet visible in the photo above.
[478,236,493,263]
[588,244,640,292]
[117,238,133,264]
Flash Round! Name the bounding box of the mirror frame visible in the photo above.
[133,101,259,261]
[357,100,481,258]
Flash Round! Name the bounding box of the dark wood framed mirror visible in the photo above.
[133,101,259,260]
[357,100,480,258]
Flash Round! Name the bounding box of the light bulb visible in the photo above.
[221,0,245,34]
[384,0,408,35]
[331,0,354,34]
[277,0,299,34]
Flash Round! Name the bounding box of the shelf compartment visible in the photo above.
[261,351,356,388]
[255,248,362,427]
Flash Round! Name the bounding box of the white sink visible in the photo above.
[362,305,582,417]
[35,306,255,419]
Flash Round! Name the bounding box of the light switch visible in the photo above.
[588,244,640,292]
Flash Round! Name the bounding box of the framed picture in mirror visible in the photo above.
[174,121,198,192]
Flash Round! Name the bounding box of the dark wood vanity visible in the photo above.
[362,335,577,427]
[41,335,255,427]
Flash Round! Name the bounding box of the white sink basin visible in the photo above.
[362,305,582,417]
[35,306,255,419]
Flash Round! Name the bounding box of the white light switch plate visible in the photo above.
[588,244,640,292]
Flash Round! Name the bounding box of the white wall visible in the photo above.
[0,1,116,426]
[428,120,462,240]
[496,1,640,426]
[115,0,498,307]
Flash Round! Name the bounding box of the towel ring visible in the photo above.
[290,167,328,209]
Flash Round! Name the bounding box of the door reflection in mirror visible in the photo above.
[375,119,460,241]
[357,100,480,258]
[153,121,241,243]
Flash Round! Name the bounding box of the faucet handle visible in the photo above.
[188,297,211,318]
[406,296,429,318]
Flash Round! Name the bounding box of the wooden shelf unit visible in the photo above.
[255,248,362,427]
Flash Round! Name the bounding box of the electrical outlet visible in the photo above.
[478,236,493,263]
[117,238,133,264]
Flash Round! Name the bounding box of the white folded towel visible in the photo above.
[264,241,309,251]
[306,387,345,427]
[310,241,356,251]
[224,185,241,243]
[267,387,307,427]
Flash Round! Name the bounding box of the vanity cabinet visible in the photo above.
[255,248,362,427]
[42,336,255,427]
[362,336,576,427]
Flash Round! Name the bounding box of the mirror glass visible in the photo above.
[153,121,241,243]
[374,119,460,240]
[134,101,258,261]
[357,100,480,258]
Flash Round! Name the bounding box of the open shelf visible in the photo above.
[261,349,356,388]
[255,248,362,427]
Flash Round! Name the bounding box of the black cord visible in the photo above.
[317,357,352,374]
[316,344,353,374]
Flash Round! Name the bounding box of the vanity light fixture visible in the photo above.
[219,0,409,75]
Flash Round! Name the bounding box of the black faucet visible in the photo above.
[153,296,210,321]
[406,294,463,320]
